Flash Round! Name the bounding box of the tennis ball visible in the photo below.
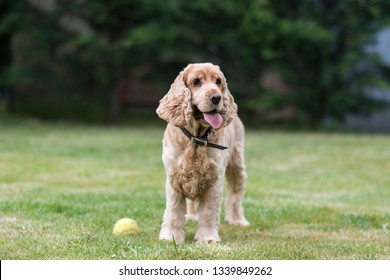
[113,218,139,235]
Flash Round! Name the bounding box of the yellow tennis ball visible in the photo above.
[113,218,139,235]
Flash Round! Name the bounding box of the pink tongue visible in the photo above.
[203,112,223,129]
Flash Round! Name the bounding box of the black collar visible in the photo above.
[180,127,228,150]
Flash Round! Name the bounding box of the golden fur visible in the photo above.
[156,63,249,243]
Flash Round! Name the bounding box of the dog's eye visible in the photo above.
[216,78,222,85]
[193,78,201,86]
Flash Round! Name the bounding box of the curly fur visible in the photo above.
[156,71,193,127]
[156,63,249,244]
[170,146,219,199]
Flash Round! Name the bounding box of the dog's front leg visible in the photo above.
[159,180,186,243]
[195,183,222,243]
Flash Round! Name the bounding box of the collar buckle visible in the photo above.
[180,127,228,150]
[191,136,207,146]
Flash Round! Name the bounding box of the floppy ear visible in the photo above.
[220,78,238,127]
[156,70,192,127]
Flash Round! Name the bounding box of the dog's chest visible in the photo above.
[169,147,219,199]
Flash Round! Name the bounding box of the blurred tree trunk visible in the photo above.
[0,1,12,114]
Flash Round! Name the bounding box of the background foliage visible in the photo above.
[1,0,390,128]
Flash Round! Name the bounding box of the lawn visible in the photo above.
[0,119,389,259]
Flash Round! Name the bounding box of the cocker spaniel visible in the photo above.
[156,62,249,243]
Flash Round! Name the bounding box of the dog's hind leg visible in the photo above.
[224,142,250,227]
[185,199,199,222]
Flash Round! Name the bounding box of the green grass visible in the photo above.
[0,119,389,259]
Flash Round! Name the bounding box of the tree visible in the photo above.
[239,0,390,128]
[0,0,24,114]
[3,0,390,128]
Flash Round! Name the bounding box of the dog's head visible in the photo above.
[156,63,237,129]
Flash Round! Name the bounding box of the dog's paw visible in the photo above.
[226,217,250,227]
[195,235,221,244]
[159,229,185,244]
[195,228,220,244]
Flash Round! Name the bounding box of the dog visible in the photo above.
[156,62,249,243]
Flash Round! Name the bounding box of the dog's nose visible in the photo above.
[209,94,222,105]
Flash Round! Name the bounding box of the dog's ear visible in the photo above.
[156,70,192,127]
[220,77,238,127]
